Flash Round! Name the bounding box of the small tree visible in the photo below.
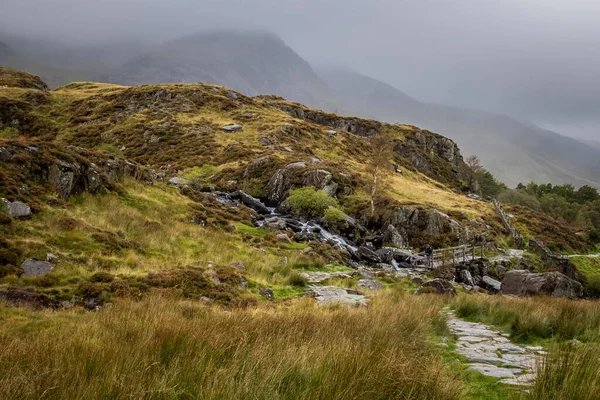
[367,131,394,218]
[464,155,483,192]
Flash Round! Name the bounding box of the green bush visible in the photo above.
[323,207,347,224]
[286,187,338,218]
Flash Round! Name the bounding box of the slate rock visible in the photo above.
[236,191,271,214]
[221,124,243,132]
[168,177,189,186]
[2,198,31,219]
[20,259,53,277]
[422,279,457,295]
[357,246,382,263]
[501,270,583,298]
[357,279,383,291]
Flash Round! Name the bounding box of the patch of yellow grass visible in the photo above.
[389,169,493,217]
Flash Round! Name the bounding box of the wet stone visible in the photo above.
[447,311,539,386]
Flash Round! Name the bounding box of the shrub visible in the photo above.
[323,207,347,224]
[285,187,338,218]
[499,190,541,209]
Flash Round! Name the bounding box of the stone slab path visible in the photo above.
[305,285,368,307]
[447,311,543,386]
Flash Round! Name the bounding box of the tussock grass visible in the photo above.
[525,343,600,400]
[0,292,463,400]
[452,294,600,343]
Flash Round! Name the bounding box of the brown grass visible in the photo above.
[0,291,463,400]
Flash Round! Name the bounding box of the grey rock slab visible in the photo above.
[2,198,31,218]
[306,286,368,307]
[468,364,519,379]
[301,271,353,284]
[447,311,539,386]
[168,177,189,186]
[221,124,243,132]
[357,279,383,291]
[20,259,54,277]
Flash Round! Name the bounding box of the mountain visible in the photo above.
[0,38,88,88]
[316,67,600,188]
[105,31,341,112]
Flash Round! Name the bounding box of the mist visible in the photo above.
[2,0,599,140]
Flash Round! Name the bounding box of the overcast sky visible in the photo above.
[2,0,599,140]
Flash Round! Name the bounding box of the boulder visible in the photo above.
[168,177,189,186]
[356,246,382,263]
[221,124,243,132]
[422,279,457,295]
[276,233,292,243]
[481,276,502,293]
[375,248,395,264]
[48,159,103,199]
[267,162,306,203]
[2,198,31,219]
[20,259,53,277]
[236,191,271,214]
[501,270,583,299]
[458,269,475,287]
[357,279,383,291]
[261,216,288,231]
[383,224,405,248]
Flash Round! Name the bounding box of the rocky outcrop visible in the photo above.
[394,129,469,185]
[266,162,349,204]
[48,159,103,199]
[0,289,61,309]
[501,270,583,299]
[396,130,463,168]
[271,102,382,137]
[0,142,152,203]
[389,207,464,247]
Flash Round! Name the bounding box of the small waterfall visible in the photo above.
[299,221,358,253]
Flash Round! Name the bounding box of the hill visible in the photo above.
[104,31,341,112]
[316,67,600,188]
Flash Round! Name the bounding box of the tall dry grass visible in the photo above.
[525,343,600,400]
[452,294,600,343]
[0,292,463,400]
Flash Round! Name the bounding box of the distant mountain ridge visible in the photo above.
[104,31,341,112]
